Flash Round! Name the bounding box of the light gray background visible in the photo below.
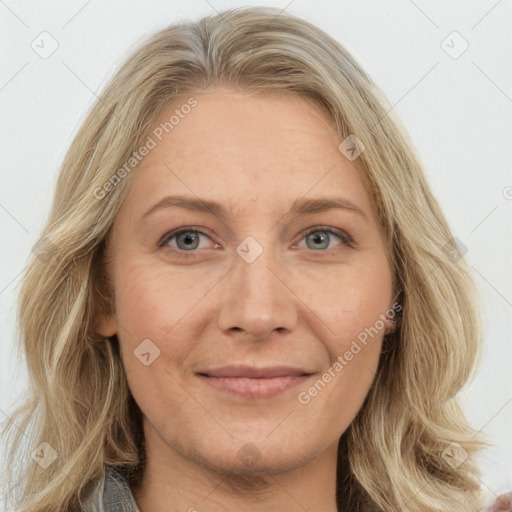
[1,0,511,508]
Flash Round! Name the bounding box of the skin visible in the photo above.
[489,492,512,511]
[98,87,396,512]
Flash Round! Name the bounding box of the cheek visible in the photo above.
[297,264,390,430]
[299,255,393,344]
[306,264,393,405]
[113,256,212,340]
[112,260,206,408]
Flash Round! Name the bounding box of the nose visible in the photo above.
[216,243,298,341]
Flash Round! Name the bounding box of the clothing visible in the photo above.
[93,466,141,512]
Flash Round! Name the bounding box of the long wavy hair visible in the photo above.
[1,6,491,512]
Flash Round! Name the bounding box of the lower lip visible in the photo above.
[198,375,312,399]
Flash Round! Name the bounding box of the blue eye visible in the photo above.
[296,226,353,251]
[158,225,353,258]
[159,228,216,254]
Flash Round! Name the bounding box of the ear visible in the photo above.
[383,300,401,335]
[384,318,396,335]
[96,313,117,338]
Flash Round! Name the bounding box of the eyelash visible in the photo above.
[158,226,355,259]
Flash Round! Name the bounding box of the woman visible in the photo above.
[2,6,507,512]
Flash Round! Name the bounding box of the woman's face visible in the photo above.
[99,88,395,475]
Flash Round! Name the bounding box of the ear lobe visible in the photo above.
[96,314,117,337]
[384,318,397,335]
[383,298,401,335]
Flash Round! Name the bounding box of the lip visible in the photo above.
[200,365,311,378]
[197,365,314,399]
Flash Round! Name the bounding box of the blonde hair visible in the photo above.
[1,6,491,512]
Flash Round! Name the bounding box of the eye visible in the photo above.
[158,227,218,257]
[293,226,354,251]
[158,225,354,258]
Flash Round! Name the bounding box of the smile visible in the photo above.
[197,375,313,399]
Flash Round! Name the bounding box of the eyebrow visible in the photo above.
[141,194,368,222]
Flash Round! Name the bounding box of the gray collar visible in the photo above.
[100,466,141,512]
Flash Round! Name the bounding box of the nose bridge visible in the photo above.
[236,240,279,297]
[217,236,297,338]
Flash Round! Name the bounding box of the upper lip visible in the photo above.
[198,365,313,378]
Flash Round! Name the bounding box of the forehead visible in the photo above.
[122,89,372,220]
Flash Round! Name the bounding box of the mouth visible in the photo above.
[196,365,315,399]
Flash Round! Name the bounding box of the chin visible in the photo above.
[173,428,324,476]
